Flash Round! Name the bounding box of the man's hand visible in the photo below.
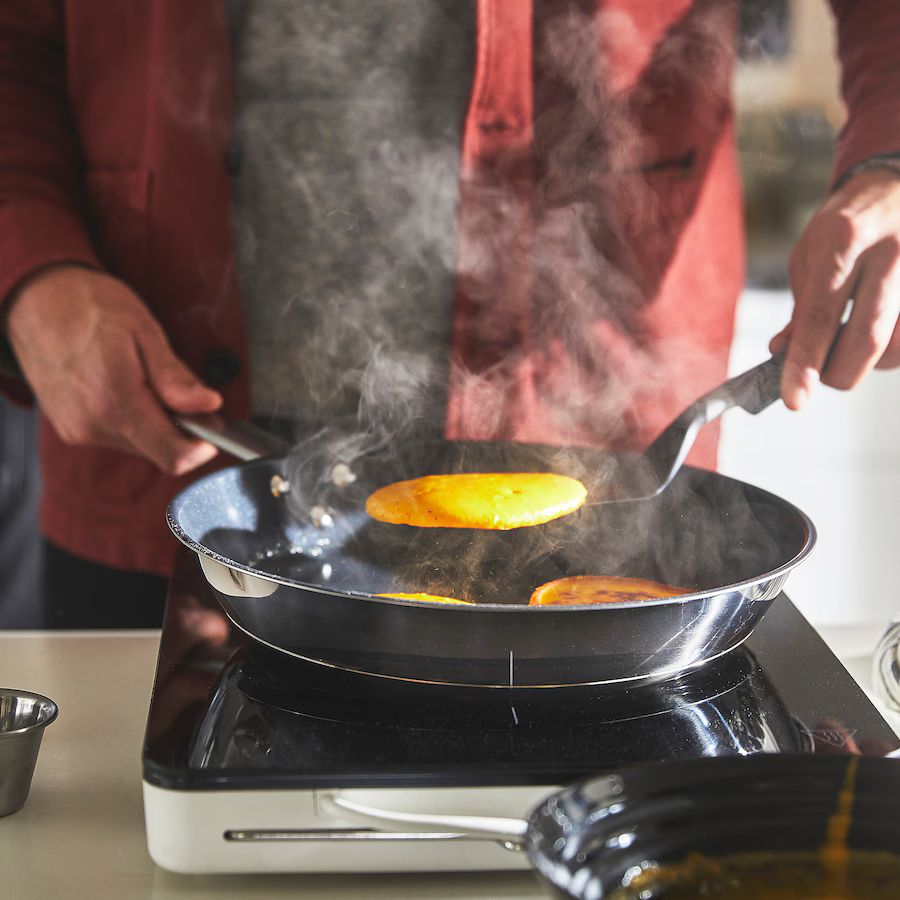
[771,168,900,410]
[4,265,223,474]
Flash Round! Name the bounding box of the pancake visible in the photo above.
[375,592,472,605]
[365,472,587,529]
[529,575,691,606]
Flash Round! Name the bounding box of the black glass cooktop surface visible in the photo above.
[142,548,899,791]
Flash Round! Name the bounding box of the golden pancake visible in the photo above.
[375,592,472,605]
[529,575,691,606]
[365,472,587,529]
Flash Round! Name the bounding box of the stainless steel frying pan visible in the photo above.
[167,404,815,687]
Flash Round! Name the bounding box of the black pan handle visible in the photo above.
[175,413,290,461]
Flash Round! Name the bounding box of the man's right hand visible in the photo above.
[4,264,223,475]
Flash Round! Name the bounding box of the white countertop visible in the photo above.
[1,626,897,900]
[0,631,547,900]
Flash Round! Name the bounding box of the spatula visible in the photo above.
[607,352,785,503]
[176,353,785,507]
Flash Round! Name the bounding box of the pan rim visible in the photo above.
[167,500,816,613]
[167,456,817,612]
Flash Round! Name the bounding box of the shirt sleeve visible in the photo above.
[0,0,101,311]
[829,0,900,184]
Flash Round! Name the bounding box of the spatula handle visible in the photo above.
[711,351,785,417]
[642,353,785,496]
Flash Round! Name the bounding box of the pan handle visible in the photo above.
[175,413,291,461]
[319,793,528,849]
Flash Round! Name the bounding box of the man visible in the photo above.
[1,0,899,625]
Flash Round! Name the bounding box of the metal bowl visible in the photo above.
[0,689,58,816]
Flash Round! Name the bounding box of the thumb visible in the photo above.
[139,332,223,414]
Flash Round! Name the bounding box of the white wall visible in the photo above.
[723,5,900,630]
[718,289,900,629]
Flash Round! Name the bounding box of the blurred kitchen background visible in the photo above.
[721,0,900,629]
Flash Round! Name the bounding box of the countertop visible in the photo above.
[0,630,547,900]
[1,625,897,900]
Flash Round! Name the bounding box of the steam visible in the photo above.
[220,1,768,605]
[443,0,736,451]
[219,0,740,452]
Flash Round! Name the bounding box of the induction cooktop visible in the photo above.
[141,546,899,874]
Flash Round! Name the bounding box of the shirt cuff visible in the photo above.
[833,153,900,191]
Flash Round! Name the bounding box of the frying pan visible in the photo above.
[168,409,815,687]
[319,754,900,899]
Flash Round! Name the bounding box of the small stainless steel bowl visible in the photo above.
[0,689,58,817]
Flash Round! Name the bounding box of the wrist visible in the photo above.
[3,262,95,336]
[833,154,900,191]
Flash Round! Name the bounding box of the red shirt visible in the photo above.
[0,0,897,575]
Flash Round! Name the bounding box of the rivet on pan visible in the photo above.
[330,463,356,487]
[310,506,334,529]
[270,475,291,497]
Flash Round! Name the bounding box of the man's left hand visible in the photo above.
[771,168,900,409]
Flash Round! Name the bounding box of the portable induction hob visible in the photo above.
[142,546,900,874]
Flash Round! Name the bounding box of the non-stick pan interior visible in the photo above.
[168,441,816,684]
[169,440,813,608]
